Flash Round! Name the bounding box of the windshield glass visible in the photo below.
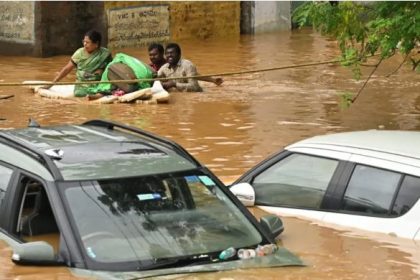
[62,170,262,269]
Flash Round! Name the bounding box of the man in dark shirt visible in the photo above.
[148,43,166,72]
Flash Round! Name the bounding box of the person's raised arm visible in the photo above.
[41,60,75,89]
[175,64,202,92]
[53,60,75,84]
[197,75,224,86]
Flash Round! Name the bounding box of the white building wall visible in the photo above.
[253,1,291,33]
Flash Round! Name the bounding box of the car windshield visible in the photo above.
[61,170,262,269]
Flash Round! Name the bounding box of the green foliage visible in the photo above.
[293,1,420,74]
[338,91,354,109]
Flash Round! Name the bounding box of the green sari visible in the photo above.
[95,53,153,94]
[71,47,112,97]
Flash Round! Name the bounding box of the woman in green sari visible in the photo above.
[50,30,112,97]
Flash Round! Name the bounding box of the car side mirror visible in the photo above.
[260,215,284,239]
[11,241,58,265]
[230,182,255,206]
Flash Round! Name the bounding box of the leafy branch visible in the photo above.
[293,1,420,75]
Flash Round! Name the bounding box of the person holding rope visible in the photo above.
[47,30,112,97]
[157,43,223,92]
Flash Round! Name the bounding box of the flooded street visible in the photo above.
[1,28,419,279]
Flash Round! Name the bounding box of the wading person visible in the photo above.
[49,30,112,97]
[157,43,223,92]
[148,43,166,73]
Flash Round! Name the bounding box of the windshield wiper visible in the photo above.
[138,254,220,271]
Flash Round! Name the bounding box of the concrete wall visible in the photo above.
[241,1,291,34]
[169,1,240,40]
[255,1,291,32]
[0,2,39,56]
[38,2,106,56]
[0,2,105,57]
[104,1,240,49]
[0,1,291,56]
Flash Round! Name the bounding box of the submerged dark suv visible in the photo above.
[0,120,298,278]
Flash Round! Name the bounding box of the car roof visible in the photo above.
[0,120,198,181]
[287,130,420,161]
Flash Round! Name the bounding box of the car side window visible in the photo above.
[391,175,420,216]
[252,153,339,209]
[341,165,401,215]
[15,177,60,253]
[0,164,13,210]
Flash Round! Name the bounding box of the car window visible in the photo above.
[391,175,420,216]
[341,165,401,215]
[15,178,60,253]
[252,153,339,209]
[0,164,13,210]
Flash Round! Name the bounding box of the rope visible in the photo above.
[385,54,408,77]
[0,59,343,87]
[351,57,384,104]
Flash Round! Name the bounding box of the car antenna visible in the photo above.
[28,118,40,128]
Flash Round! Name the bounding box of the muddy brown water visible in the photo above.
[0,29,419,279]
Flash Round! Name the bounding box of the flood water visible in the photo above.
[1,28,419,279]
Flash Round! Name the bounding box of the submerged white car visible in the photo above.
[230,130,420,240]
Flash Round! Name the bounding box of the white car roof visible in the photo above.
[287,130,420,161]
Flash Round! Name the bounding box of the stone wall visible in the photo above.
[104,1,240,49]
[0,1,291,57]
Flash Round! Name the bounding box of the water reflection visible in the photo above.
[0,28,419,278]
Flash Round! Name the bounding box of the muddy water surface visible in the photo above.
[0,29,419,279]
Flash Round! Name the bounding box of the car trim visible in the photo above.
[286,130,420,161]
[0,163,17,229]
[288,143,420,169]
[232,150,293,184]
[348,153,420,176]
[3,170,26,233]
[389,174,406,215]
[320,160,352,210]
[289,142,419,158]
[45,180,85,268]
[414,225,420,240]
